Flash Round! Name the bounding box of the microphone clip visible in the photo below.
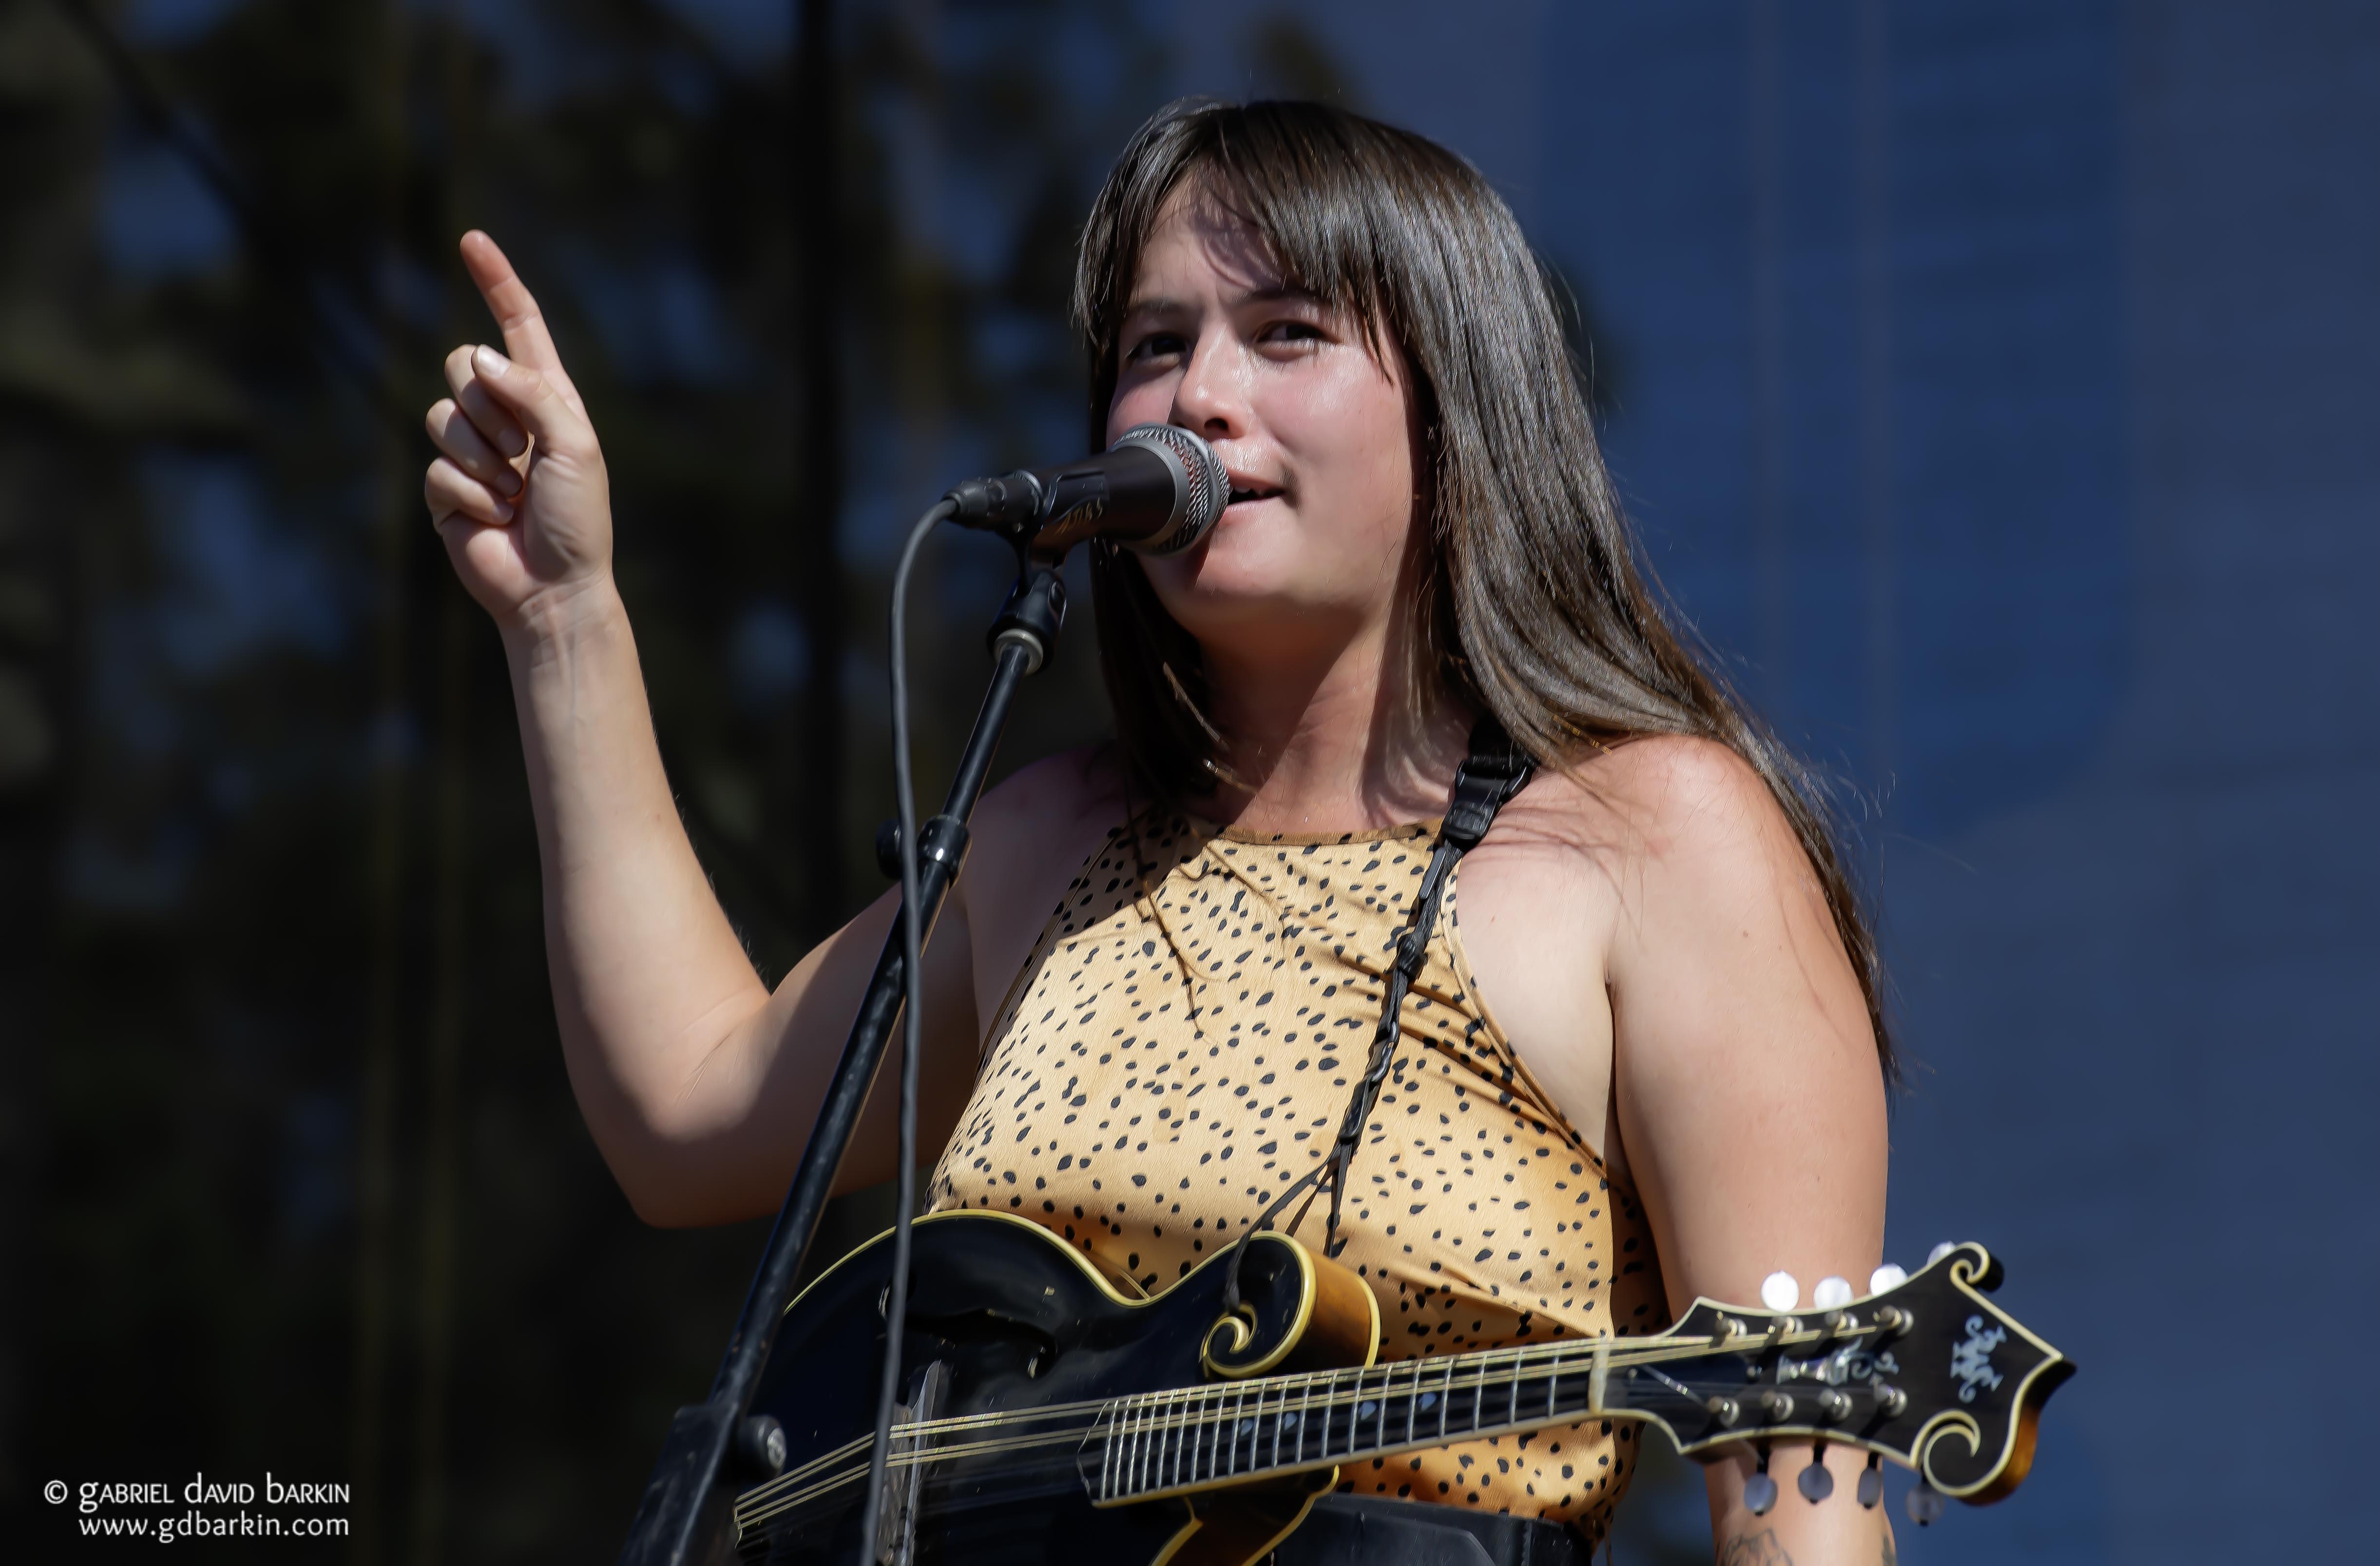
[943,470,1047,534]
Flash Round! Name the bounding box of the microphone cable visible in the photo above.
[856,496,955,1566]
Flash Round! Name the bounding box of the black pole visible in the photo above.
[615,562,1067,1566]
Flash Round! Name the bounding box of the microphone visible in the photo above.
[943,423,1228,558]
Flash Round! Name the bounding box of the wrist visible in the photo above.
[499,572,628,655]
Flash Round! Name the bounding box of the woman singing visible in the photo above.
[421,99,1894,1566]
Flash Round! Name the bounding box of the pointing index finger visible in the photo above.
[458,230,583,409]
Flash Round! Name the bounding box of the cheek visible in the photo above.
[1107,379,1173,443]
[1271,374,1414,535]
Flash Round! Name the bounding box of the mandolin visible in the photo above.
[726,1210,2073,1564]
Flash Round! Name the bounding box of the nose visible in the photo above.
[1169,325,1249,444]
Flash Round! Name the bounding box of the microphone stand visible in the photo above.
[615,551,1067,1566]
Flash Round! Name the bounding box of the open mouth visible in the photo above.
[1225,477,1284,508]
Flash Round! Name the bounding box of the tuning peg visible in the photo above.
[1797,1443,1834,1503]
[1744,1445,1777,1516]
[1868,1263,1907,1295]
[1760,1271,1800,1312]
[1856,1452,1883,1509]
[1812,1275,1853,1310]
[1926,1241,1955,1266]
[1906,1481,1944,1526]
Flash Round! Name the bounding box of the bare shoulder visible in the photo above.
[1518,733,1819,896]
[1571,734,1871,1072]
[1482,733,1853,1013]
[960,744,1133,919]
[971,744,1131,840]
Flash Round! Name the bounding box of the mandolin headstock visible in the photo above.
[1621,1242,2073,1506]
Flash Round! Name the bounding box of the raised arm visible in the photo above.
[420,231,983,1225]
[1603,738,1894,1565]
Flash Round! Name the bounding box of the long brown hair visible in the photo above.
[1074,98,1894,1083]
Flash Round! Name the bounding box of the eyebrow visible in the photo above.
[1122,283,1323,317]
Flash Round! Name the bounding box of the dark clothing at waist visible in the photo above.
[1269,1494,1589,1566]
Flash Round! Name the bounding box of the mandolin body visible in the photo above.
[734,1209,1380,1566]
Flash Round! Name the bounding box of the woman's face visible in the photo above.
[1107,186,1422,662]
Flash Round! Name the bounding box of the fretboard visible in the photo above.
[1087,1338,1619,1504]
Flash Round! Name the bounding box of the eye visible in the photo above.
[1124,331,1188,365]
[1258,319,1326,348]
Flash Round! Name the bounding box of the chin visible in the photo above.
[1147,571,1364,652]
[1146,527,1293,615]
[1139,505,1394,647]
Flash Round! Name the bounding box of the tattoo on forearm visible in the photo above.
[1717,1529,1793,1566]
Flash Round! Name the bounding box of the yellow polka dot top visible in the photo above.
[928,809,1667,1538]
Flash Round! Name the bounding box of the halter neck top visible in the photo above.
[927,808,1666,1538]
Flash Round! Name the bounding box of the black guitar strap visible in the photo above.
[1222,717,1534,1312]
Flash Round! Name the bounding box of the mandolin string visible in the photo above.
[739,1405,1113,1515]
[734,1320,1904,1520]
[737,1363,1930,1535]
[735,1321,1916,1529]
[740,1393,1923,1535]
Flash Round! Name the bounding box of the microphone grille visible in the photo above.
[1111,423,1227,555]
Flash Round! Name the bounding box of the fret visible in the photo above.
[1201,1384,1222,1486]
[1297,1375,1315,1466]
[1182,1387,1197,1488]
[1138,1395,1157,1496]
[1180,1388,1198,1489]
[1405,1357,1423,1446]
[1216,1383,1234,1483]
[1181,1387,1199,1487]
[1161,1380,1180,1485]
[1546,1351,1560,1421]
[1172,1387,1191,1488]
[1227,1383,1246,1476]
[1377,1363,1393,1449]
[1267,1380,1285,1469]
[1127,1397,1145,1497]
[1099,1405,1118,1503]
[1183,1387,1199,1487]
[1211,1383,1229,1482]
[1438,1357,1455,1440]
[1507,1356,1522,1428]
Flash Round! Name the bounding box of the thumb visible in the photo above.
[470,344,583,448]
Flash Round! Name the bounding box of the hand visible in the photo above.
[422,230,613,631]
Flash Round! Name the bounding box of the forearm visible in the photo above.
[501,576,771,1193]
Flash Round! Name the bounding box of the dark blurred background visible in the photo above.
[2,1,2371,1562]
